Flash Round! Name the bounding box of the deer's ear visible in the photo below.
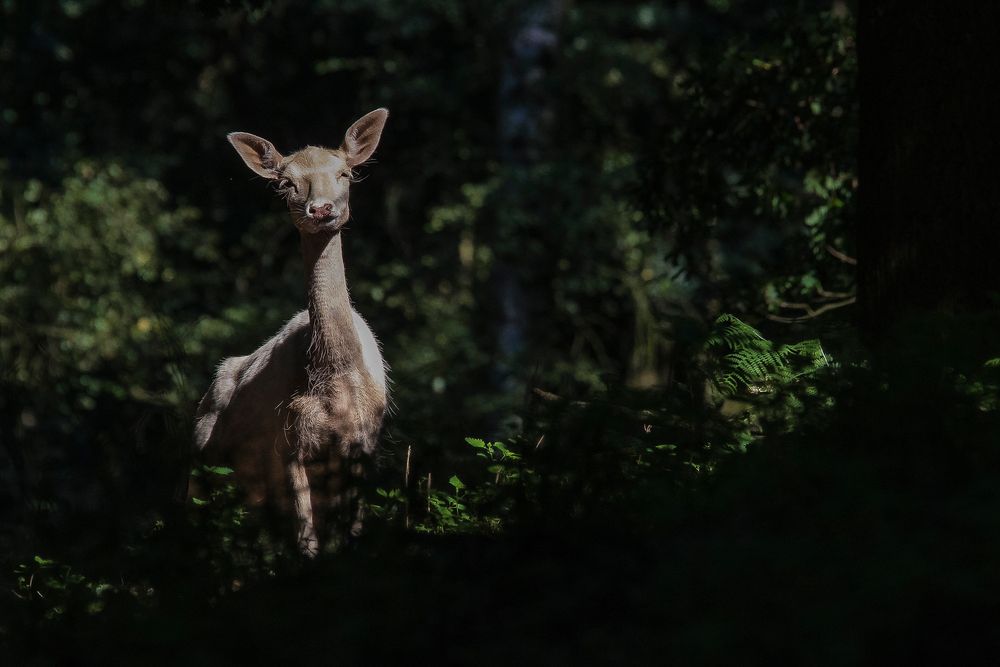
[227,132,284,179]
[342,108,388,167]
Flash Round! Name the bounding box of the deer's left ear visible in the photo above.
[342,108,389,167]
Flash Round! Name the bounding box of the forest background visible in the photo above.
[2,1,997,663]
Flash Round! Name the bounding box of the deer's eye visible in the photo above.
[340,170,351,180]
[277,178,297,192]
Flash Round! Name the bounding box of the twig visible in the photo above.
[826,244,857,265]
[816,287,853,299]
[778,301,814,311]
[767,296,856,323]
[404,445,412,487]
[404,445,412,530]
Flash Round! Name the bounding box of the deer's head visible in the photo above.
[227,108,388,234]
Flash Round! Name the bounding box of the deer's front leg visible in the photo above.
[288,393,340,555]
[345,454,368,540]
[338,433,379,546]
[287,453,319,557]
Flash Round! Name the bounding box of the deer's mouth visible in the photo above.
[321,219,345,232]
[300,215,345,234]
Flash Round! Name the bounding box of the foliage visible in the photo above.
[13,555,116,621]
[704,313,827,396]
[373,436,530,534]
[0,162,213,399]
[0,161,227,528]
[184,464,291,580]
[634,3,857,317]
[8,350,1000,664]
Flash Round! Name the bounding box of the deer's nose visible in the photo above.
[307,201,336,221]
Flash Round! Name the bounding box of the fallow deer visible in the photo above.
[193,109,390,556]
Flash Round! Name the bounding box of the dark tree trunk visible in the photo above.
[490,0,565,395]
[858,3,1000,340]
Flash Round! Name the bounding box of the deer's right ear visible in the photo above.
[227,132,284,179]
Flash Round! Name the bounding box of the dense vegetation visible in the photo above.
[2,1,996,663]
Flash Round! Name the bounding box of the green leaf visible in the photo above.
[204,465,234,476]
[465,437,487,449]
[448,475,465,491]
[190,497,208,506]
[494,442,519,460]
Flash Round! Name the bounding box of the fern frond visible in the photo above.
[705,314,827,396]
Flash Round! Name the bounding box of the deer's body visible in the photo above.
[193,109,390,555]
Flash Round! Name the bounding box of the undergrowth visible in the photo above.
[7,315,1000,664]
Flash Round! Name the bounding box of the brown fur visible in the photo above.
[193,109,390,555]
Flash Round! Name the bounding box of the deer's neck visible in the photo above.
[300,231,362,382]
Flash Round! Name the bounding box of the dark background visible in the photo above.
[2,0,999,663]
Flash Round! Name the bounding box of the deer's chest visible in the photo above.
[290,369,385,456]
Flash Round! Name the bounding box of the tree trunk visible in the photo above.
[858,2,1000,340]
[491,0,565,394]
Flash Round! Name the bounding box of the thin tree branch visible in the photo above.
[816,287,853,299]
[826,244,857,265]
[778,301,814,311]
[766,296,857,323]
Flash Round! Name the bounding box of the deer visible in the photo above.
[192,109,390,557]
